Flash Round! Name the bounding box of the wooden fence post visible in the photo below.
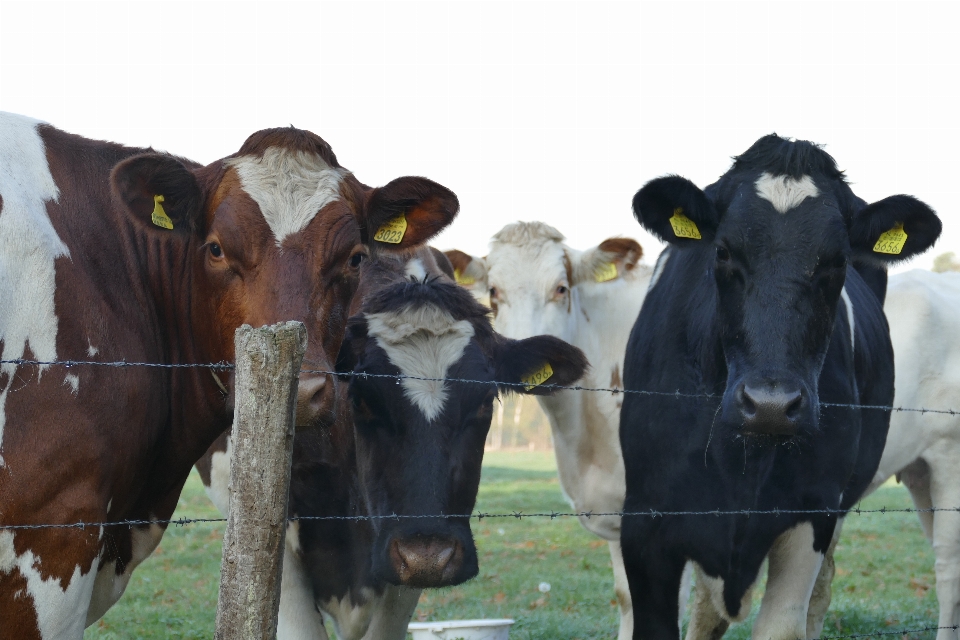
[215,321,307,640]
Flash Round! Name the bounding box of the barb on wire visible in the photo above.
[7,504,960,531]
[4,358,960,416]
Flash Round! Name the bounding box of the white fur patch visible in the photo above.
[86,343,98,357]
[0,529,99,638]
[0,113,68,464]
[277,522,328,640]
[86,520,164,626]
[64,374,79,395]
[754,172,819,213]
[404,258,427,282]
[840,286,855,352]
[365,305,475,422]
[205,436,233,515]
[648,248,671,292]
[753,522,823,639]
[228,148,346,246]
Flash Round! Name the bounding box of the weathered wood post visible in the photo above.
[215,321,307,640]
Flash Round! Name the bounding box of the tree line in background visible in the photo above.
[485,395,554,451]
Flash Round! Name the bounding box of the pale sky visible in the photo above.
[1,1,956,273]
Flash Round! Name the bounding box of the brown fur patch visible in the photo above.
[233,127,340,168]
[598,237,642,270]
[443,250,474,276]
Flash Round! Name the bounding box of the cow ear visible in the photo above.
[495,335,588,397]
[848,195,942,264]
[111,154,203,235]
[574,237,642,286]
[632,176,719,245]
[364,177,459,250]
[443,249,489,295]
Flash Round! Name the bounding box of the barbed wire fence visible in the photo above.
[1,355,956,637]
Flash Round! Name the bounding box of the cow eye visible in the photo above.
[350,252,364,268]
[556,285,568,296]
[209,243,223,259]
[716,246,730,262]
[489,287,498,299]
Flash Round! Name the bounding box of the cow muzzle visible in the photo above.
[385,534,473,588]
[735,381,806,437]
[295,373,335,428]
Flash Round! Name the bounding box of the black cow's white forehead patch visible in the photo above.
[754,172,820,214]
[365,304,475,421]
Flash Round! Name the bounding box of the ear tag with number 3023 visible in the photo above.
[522,362,554,391]
[454,269,476,286]
[669,207,701,240]
[594,262,618,283]
[151,195,174,230]
[374,214,407,244]
[873,222,908,255]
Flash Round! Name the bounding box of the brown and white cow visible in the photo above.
[0,112,459,638]
[198,247,589,639]
[447,222,692,639]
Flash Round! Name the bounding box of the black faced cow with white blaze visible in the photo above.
[199,247,588,639]
[620,135,941,640]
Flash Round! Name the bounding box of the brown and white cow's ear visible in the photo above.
[364,177,459,250]
[111,154,203,235]
[443,249,489,294]
[848,195,942,265]
[494,335,588,397]
[574,237,643,286]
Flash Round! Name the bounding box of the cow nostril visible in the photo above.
[737,385,757,417]
[296,376,333,427]
[784,391,803,420]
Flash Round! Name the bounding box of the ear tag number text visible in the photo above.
[151,195,174,230]
[594,262,618,283]
[873,222,908,255]
[669,207,701,240]
[454,269,476,286]
[522,362,554,391]
[374,214,407,244]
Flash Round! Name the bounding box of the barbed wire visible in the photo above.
[4,358,960,416]
[816,627,957,640]
[6,504,960,531]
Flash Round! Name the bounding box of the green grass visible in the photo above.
[85,452,938,639]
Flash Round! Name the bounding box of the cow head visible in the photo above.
[445,223,643,341]
[337,264,587,588]
[633,134,941,437]
[110,127,458,429]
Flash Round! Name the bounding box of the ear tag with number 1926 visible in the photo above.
[873,222,908,255]
[374,214,407,244]
[669,207,701,240]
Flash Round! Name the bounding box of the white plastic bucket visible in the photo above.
[407,618,515,640]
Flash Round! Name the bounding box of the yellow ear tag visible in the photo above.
[151,195,174,230]
[668,207,701,240]
[374,214,407,244]
[594,262,618,283]
[873,222,908,255]
[522,362,554,391]
[454,268,476,286]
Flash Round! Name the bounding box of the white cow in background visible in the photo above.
[447,221,689,639]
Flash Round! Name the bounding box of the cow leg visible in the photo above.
[899,458,934,544]
[277,524,329,640]
[752,523,823,640]
[622,531,686,640]
[684,563,731,640]
[361,586,421,640]
[609,539,634,640]
[928,453,960,639]
[806,518,844,639]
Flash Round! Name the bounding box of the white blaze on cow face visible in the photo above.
[227,148,347,246]
[0,112,68,463]
[486,222,575,342]
[365,305,475,422]
[754,172,820,214]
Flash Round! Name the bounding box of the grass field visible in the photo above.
[84,451,938,639]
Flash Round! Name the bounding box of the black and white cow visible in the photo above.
[620,135,941,639]
[199,247,588,639]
